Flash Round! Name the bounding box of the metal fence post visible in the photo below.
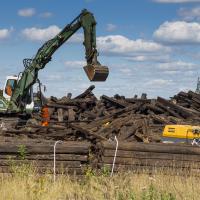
[54,140,62,182]
[111,136,118,177]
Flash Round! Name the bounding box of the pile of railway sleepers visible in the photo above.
[0,140,90,175]
[2,86,200,143]
[173,90,200,111]
[96,141,200,174]
[2,88,200,175]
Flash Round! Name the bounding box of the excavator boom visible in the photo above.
[9,9,109,112]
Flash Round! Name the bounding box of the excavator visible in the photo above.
[162,80,200,146]
[0,9,109,120]
[162,125,200,145]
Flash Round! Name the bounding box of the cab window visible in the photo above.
[5,79,17,96]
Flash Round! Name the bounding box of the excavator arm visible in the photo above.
[9,9,109,112]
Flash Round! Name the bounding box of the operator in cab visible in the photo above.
[5,79,17,97]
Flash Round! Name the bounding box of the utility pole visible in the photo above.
[196,77,200,94]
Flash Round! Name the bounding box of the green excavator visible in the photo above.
[0,9,109,117]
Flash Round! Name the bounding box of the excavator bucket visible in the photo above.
[83,64,109,81]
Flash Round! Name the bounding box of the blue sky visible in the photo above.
[1,0,200,98]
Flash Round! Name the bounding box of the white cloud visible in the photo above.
[18,8,36,17]
[163,70,179,75]
[157,61,197,71]
[64,61,86,68]
[146,79,174,89]
[153,21,200,44]
[154,0,200,3]
[22,25,60,41]
[22,25,83,42]
[0,28,13,40]
[39,12,53,18]
[97,35,170,56]
[106,23,117,32]
[128,54,170,62]
[119,68,133,75]
[22,30,170,61]
[178,7,200,21]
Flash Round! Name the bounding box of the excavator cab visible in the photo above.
[2,76,34,113]
[4,76,18,99]
[84,64,109,81]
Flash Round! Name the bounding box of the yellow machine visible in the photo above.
[162,125,200,144]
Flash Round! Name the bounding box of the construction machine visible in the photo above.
[162,80,200,145]
[0,9,109,118]
[162,125,200,145]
